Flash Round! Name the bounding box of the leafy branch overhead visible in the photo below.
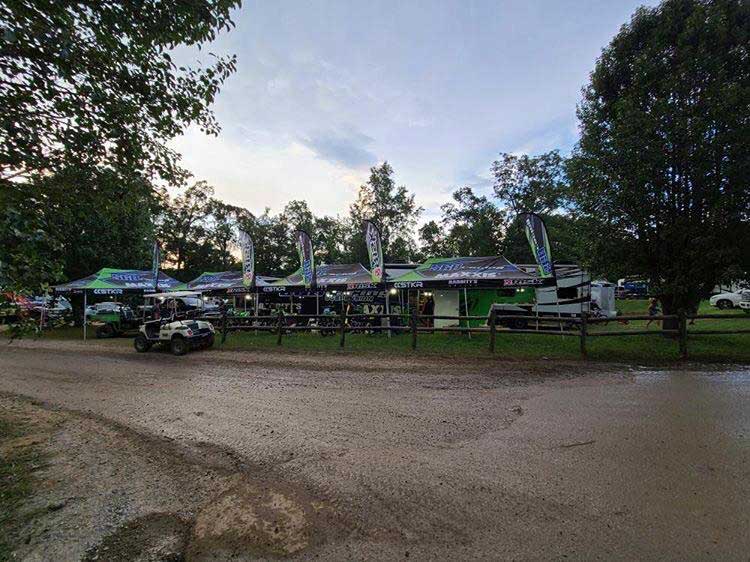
[0,0,240,183]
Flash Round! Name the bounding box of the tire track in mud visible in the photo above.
[1,395,352,561]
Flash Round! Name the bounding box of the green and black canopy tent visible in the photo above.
[261,263,382,314]
[183,271,278,294]
[264,263,378,294]
[390,256,552,289]
[53,267,182,340]
[54,267,182,294]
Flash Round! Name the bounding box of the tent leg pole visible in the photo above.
[83,290,87,342]
[386,289,391,339]
[464,287,471,339]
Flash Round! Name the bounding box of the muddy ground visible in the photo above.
[1,339,749,560]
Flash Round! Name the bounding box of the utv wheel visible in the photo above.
[96,323,115,338]
[171,336,188,356]
[716,299,733,310]
[134,334,151,352]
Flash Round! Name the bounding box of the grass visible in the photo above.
[0,417,42,561]
[13,300,750,364]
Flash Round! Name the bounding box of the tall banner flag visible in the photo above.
[152,241,161,291]
[520,212,555,279]
[295,230,316,289]
[363,220,384,283]
[238,229,255,288]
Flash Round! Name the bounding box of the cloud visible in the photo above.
[170,127,369,217]
[300,129,377,169]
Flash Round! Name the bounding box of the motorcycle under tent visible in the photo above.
[264,263,383,316]
[53,267,182,340]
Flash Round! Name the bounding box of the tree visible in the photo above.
[491,150,581,264]
[417,220,449,260]
[491,151,568,214]
[157,181,213,276]
[568,0,750,315]
[1,0,239,183]
[0,167,158,286]
[438,187,506,257]
[347,162,422,263]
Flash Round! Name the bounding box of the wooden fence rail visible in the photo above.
[193,308,750,359]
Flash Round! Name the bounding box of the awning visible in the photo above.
[263,263,378,294]
[389,256,553,289]
[53,268,182,295]
[184,271,278,293]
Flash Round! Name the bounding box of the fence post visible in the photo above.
[221,307,228,345]
[489,308,496,353]
[678,309,688,360]
[276,308,283,346]
[410,308,418,350]
[339,305,346,348]
[579,312,587,360]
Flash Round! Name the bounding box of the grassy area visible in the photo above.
[16,300,750,364]
[0,417,42,561]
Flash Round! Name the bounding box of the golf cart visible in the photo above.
[134,292,215,355]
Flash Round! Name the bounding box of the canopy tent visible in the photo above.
[263,263,378,294]
[53,268,182,295]
[183,271,278,294]
[390,256,553,289]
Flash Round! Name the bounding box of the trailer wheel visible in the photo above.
[170,335,188,356]
[134,334,151,352]
[510,318,528,330]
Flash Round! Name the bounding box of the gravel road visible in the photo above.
[1,340,749,560]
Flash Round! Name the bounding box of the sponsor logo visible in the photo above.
[524,216,553,276]
[262,286,286,293]
[448,279,478,286]
[94,288,123,295]
[111,272,145,282]
[365,223,383,281]
[347,282,378,290]
[503,278,544,286]
[394,281,424,289]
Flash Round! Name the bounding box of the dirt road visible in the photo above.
[1,340,749,560]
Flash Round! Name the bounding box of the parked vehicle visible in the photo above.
[90,304,140,338]
[616,278,649,299]
[709,289,750,310]
[134,292,215,355]
[85,301,123,318]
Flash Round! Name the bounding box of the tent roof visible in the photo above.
[390,256,552,288]
[270,263,377,291]
[183,271,278,293]
[53,268,182,293]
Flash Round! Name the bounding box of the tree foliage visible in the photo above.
[419,187,505,259]
[348,162,422,264]
[1,0,239,182]
[569,0,750,312]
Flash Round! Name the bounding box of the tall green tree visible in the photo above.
[418,187,506,259]
[491,150,581,264]
[1,0,239,183]
[569,0,750,314]
[0,167,158,284]
[347,162,422,264]
[492,151,568,214]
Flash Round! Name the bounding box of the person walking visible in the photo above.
[646,297,660,328]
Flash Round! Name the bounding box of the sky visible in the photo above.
[171,0,658,222]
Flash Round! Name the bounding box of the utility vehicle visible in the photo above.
[133,292,215,355]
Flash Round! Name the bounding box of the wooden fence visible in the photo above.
[196,308,750,359]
